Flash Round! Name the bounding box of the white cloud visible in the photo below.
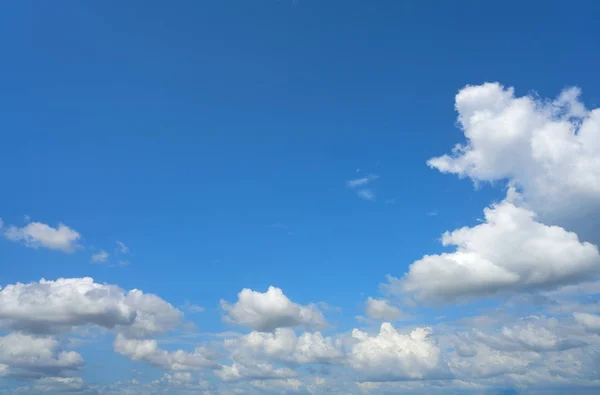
[0,333,83,378]
[574,312,600,333]
[3,221,80,253]
[116,240,129,254]
[221,286,327,332]
[113,334,219,371]
[356,189,375,201]
[347,174,379,188]
[364,298,403,321]
[225,328,344,365]
[385,199,600,302]
[215,362,297,382]
[0,277,182,337]
[427,83,600,239]
[250,378,304,393]
[349,323,450,381]
[347,174,379,201]
[91,250,109,263]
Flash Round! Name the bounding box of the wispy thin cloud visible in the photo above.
[357,189,375,201]
[116,241,129,254]
[91,250,109,263]
[347,174,379,188]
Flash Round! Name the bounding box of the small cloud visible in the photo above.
[91,250,109,263]
[116,241,130,254]
[426,210,438,217]
[384,198,396,205]
[0,218,3,229]
[182,301,205,313]
[347,174,379,188]
[3,220,81,253]
[357,189,375,201]
[24,215,31,223]
[117,260,129,266]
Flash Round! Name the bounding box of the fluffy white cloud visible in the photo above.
[3,221,81,253]
[225,328,344,365]
[91,250,109,263]
[386,199,600,302]
[0,277,181,337]
[349,323,450,381]
[428,83,600,237]
[364,298,402,321]
[113,334,219,371]
[574,312,600,333]
[221,286,327,332]
[215,362,297,382]
[0,333,83,378]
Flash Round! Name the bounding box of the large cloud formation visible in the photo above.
[386,199,600,302]
[0,277,182,337]
[428,83,600,239]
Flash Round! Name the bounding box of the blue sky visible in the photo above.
[1,1,600,394]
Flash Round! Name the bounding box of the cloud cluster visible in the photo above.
[0,277,181,337]
[349,323,450,381]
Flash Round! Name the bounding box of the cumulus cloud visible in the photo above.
[0,333,83,378]
[215,362,297,382]
[221,286,327,332]
[3,221,81,253]
[91,250,109,263]
[364,298,403,321]
[349,323,450,381]
[428,83,600,238]
[0,277,182,337]
[225,328,344,365]
[385,199,600,302]
[113,334,219,371]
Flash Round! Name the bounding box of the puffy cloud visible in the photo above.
[574,312,600,333]
[221,286,327,332]
[386,199,600,302]
[427,83,600,237]
[0,333,83,378]
[3,221,81,253]
[215,362,297,382]
[91,250,109,263]
[113,334,219,371]
[0,277,182,337]
[348,323,450,381]
[225,328,344,365]
[364,298,402,321]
